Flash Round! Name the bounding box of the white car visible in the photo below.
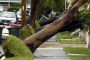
[1,27,9,39]
[17,8,31,21]
[16,8,21,21]
[0,5,3,12]
[0,11,17,25]
[17,5,31,21]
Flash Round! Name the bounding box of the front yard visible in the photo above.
[58,31,90,60]
[58,31,85,44]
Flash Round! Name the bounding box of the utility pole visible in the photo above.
[21,0,26,26]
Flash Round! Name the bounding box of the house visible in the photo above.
[0,0,30,11]
[0,0,30,4]
[0,0,21,3]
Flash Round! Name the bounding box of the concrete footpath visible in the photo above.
[34,34,70,60]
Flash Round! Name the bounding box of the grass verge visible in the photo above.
[64,47,90,60]
[70,56,90,60]
[59,39,85,44]
[64,47,90,54]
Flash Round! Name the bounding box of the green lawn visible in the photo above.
[70,56,90,60]
[59,39,85,44]
[5,57,29,60]
[64,47,90,54]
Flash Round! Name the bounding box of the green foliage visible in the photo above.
[7,3,21,12]
[32,0,65,20]
[87,0,90,3]
[80,10,90,26]
[52,0,65,11]
[20,25,35,39]
[10,3,21,7]
[79,2,90,32]
[35,20,40,28]
[3,35,33,60]
[41,0,65,11]
[7,7,20,12]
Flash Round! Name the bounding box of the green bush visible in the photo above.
[7,7,20,12]
[10,3,21,7]
[35,20,40,28]
[3,35,33,60]
[7,3,21,12]
[80,10,90,31]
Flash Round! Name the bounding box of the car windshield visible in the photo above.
[0,12,16,18]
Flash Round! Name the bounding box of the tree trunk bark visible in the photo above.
[24,0,87,52]
[21,0,26,27]
[30,0,40,27]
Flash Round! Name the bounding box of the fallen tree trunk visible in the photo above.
[24,0,87,52]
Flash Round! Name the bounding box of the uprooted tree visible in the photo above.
[24,0,87,52]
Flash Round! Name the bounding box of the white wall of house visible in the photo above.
[0,0,21,11]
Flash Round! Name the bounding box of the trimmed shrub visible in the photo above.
[3,35,33,60]
[20,25,35,39]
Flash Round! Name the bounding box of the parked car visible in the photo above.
[0,5,3,12]
[17,8,31,21]
[17,5,31,21]
[16,9,21,21]
[1,27,9,39]
[0,11,17,25]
